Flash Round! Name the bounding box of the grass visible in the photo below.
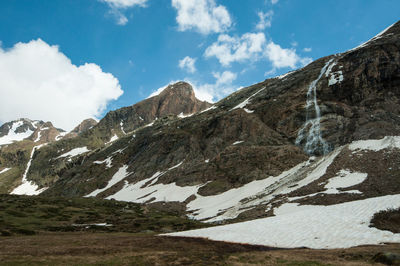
[0,194,207,236]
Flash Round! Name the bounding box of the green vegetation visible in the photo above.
[0,194,207,236]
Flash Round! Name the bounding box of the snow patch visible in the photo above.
[11,144,48,195]
[0,168,11,175]
[200,105,217,114]
[0,121,34,145]
[106,134,119,144]
[93,157,113,169]
[56,147,90,161]
[166,194,400,249]
[86,165,130,197]
[325,170,367,191]
[349,136,400,152]
[231,88,264,111]
[232,141,244,145]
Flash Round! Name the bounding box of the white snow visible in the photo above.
[187,148,342,222]
[325,170,367,191]
[56,146,90,160]
[0,121,34,145]
[200,105,217,114]
[55,132,67,141]
[349,136,400,152]
[231,88,264,112]
[178,112,194,119]
[86,165,130,197]
[276,70,295,80]
[205,159,209,163]
[120,121,126,134]
[11,144,48,195]
[348,22,396,52]
[232,141,244,145]
[33,131,41,142]
[93,156,113,168]
[105,134,119,144]
[0,168,11,175]
[106,161,192,203]
[166,194,400,249]
[243,108,254,113]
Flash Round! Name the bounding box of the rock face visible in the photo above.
[95,81,211,139]
[64,118,98,139]
[2,21,400,225]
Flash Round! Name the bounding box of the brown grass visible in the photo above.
[0,232,399,265]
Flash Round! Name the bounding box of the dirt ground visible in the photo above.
[0,232,399,265]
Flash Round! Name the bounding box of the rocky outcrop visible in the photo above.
[64,118,98,139]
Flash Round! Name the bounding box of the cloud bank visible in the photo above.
[0,39,123,131]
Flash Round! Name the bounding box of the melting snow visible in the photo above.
[93,157,113,168]
[86,165,130,197]
[230,88,264,112]
[106,134,119,144]
[0,168,11,175]
[0,121,34,145]
[325,170,367,191]
[55,132,67,141]
[11,144,48,195]
[200,105,217,114]
[166,194,400,249]
[56,147,90,160]
[120,121,126,134]
[349,136,400,152]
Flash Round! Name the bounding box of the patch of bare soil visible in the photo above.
[371,208,400,234]
[0,232,399,265]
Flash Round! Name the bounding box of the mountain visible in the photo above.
[0,82,212,195]
[1,21,400,249]
[63,118,98,139]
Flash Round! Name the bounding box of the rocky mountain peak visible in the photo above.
[64,118,98,139]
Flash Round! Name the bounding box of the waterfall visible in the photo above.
[295,59,334,156]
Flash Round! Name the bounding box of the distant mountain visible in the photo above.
[1,20,400,249]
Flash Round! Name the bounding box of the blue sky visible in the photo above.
[0,0,399,130]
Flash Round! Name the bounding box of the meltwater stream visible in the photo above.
[295,59,334,156]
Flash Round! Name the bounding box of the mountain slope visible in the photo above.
[0,82,211,194]
[2,20,400,249]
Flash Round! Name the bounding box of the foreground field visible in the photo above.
[0,232,399,265]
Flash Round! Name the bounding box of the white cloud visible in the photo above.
[256,10,273,31]
[100,0,148,25]
[102,0,147,8]
[0,39,123,131]
[303,47,312,52]
[179,56,197,73]
[205,33,267,66]
[271,0,279,4]
[265,42,300,69]
[205,32,312,70]
[213,71,237,85]
[171,0,232,34]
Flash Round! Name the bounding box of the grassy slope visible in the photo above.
[0,194,206,236]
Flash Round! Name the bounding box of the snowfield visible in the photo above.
[0,121,35,145]
[166,194,400,249]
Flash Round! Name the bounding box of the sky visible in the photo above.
[0,0,399,130]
